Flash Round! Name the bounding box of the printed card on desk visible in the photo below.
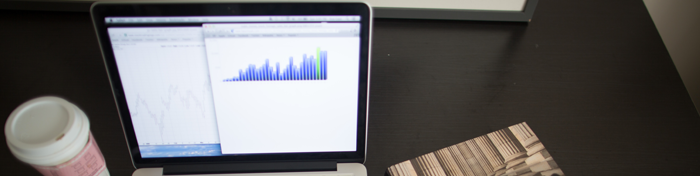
[387,122,564,176]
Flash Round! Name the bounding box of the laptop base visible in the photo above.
[135,163,366,176]
[163,161,336,175]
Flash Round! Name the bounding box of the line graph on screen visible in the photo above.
[127,82,220,145]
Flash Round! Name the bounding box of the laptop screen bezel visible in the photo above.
[91,2,370,168]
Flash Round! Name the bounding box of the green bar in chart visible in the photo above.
[316,47,321,79]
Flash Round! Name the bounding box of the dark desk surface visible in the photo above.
[2,0,699,175]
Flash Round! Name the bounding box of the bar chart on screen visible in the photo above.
[203,36,361,154]
[222,48,328,82]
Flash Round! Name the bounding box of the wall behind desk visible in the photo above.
[645,0,700,115]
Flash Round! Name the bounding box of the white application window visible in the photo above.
[203,23,360,154]
[108,27,220,146]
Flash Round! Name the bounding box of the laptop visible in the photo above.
[90,2,372,176]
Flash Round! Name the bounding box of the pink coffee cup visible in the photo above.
[5,96,110,176]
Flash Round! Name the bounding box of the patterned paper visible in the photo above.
[387,122,564,176]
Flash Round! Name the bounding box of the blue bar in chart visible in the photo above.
[223,49,328,82]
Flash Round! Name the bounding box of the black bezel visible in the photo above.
[91,2,371,168]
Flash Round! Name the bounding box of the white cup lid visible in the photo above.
[5,96,90,165]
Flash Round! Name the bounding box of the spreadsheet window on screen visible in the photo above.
[106,16,361,158]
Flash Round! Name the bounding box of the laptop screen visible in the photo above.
[105,16,361,158]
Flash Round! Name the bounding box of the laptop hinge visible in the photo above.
[162,161,337,175]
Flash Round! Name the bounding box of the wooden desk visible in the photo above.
[1,0,698,175]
